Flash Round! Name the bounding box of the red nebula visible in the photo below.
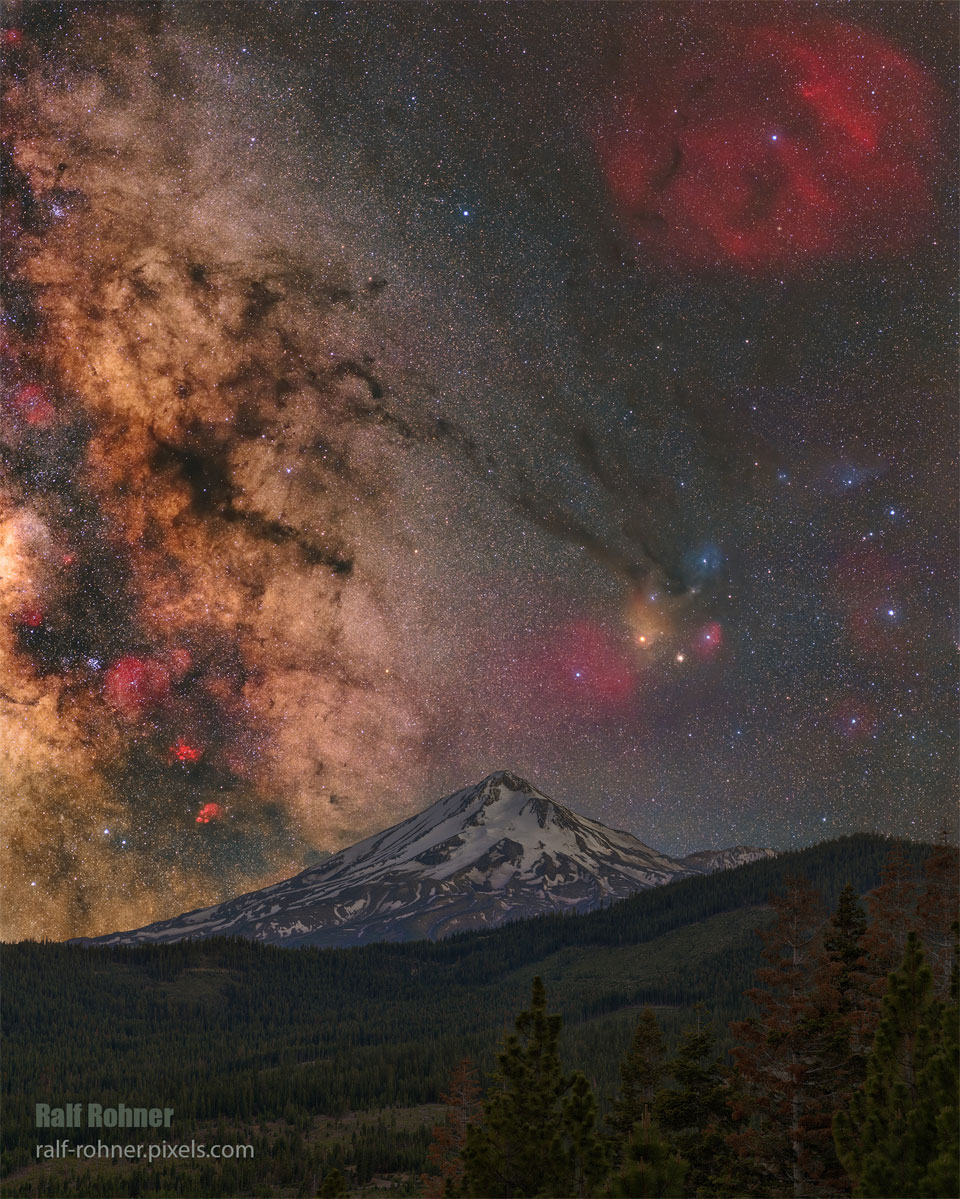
[195,802,223,825]
[16,605,44,629]
[831,547,904,652]
[7,384,56,428]
[538,620,637,714]
[103,655,171,717]
[593,16,943,271]
[169,738,202,764]
[694,621,724,661]
[1,28,23,48]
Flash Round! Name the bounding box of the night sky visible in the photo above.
[1,1,956,941]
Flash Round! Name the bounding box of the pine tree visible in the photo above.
[824,880,878,1066]
[653,1009,738,1195]
[823,883,868,1006]
[564,1070,610,1199]
[861,845,919,1034]
[915,921,959,1198]
[915,992,960,1198]
[462,976,606,1198]
[915,838,960,999]
[421,1058,482,1198]
[728,875,829,1197]
[606,1110,689,1199]
[792,882,873,1194]
[317,1167,348,1197]
[833,933,947,1197]
[609,1009,668,1158]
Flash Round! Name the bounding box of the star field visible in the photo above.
[1,1,956,940]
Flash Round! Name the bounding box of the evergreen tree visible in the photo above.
[915,922,959,1199]
[861,845,919,1037]
[653,1010,738,1196]
[421,1058,482,1198]
[606,1110,689,1199]
[823,880,877,1067]
[564,1071,610,1199]
[915,992,960,1198]
[823,883,868,1006]
[317,1167,348,1197]
[833,933,948,1197]
[462,976,606,1198]
[792,881,873,1194]
[915,839,960,999]
[608,1009,668,1158]
[728,876,828,1197]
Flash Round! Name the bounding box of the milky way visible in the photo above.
[1,2,956,940]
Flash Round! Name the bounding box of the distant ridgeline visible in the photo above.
[1,834,944,1197]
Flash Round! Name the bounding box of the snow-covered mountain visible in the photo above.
[73,773,776,948]
[74,772,705,947]
[680,846,778,873]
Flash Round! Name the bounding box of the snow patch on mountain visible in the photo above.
[680,846,778,873]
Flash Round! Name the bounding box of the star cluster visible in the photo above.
[1,2,955,940]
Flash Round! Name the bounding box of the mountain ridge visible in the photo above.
[680,846,779,872]
[71,772,774,948]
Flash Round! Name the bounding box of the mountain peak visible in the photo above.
[476,770,538,797]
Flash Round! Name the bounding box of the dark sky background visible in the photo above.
[1,1,956,940]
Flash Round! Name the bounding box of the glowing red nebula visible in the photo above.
[8,384,56,428]
[831,548,904,653]
[17,606,45,629]
[195,802,223,825]
[594,16,942,270]
[543,620,637,713]
[694,621,724,661]
[169,738,202,764]
[102,655,171,717]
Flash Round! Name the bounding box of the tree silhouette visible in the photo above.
[728,876,827,1196]
[606,1109,688,1199]
[462,976,606,1198]
[421,1058,481,1198]
[834,933,952,1197]
[608,1008,668,1160]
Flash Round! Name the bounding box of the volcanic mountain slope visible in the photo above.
[680,846,778,873]
[75,772,713,947]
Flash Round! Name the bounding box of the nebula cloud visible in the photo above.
[593,13,944,270]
